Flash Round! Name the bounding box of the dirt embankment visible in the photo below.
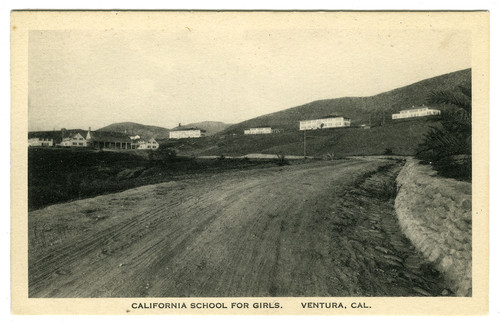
[29,159,446,298]
[394,158,472,296]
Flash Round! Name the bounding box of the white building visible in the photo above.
[244,127,272,135]
[169,127,206,139]
[28,137,53,147]
[299,115,351,131]
[244,127,284,135]
[60,132,88,147]
[137,138,159,150]
[392,105,441,120]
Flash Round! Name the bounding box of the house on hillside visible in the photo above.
[169,125,206,139]
[299,115,351,131]
[392,105,441,120]
[137,138,159,150]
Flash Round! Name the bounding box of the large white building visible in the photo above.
[299,115,351,131]
[244,127,284,135]
[392,105,441,120]
[244,127,272,135]
[169,127,206,139]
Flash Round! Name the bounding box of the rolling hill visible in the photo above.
[98,121,231,139]
[163,68,470,157]
[97,122,170,139]
[221,68,471,134]
[178,121,232,136]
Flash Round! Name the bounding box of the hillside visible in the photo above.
[221,68,471,134]
[97,122,170,139]
[163,117,441,157]
[179,121,232,136]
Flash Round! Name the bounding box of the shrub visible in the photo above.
[275,153,288,166]
[149,145,177,165]
[324,152,335,160]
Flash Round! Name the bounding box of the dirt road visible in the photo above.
[29,158,446,297]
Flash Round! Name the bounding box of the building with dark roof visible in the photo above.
[28,128,144,149]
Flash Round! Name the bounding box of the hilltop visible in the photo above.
[176,121,232,136]
[164,68,470,157]
[221,69,471,134]
[98,121,231,139]
[97,122,170,139]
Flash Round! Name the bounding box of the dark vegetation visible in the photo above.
[416,83,472,181]
[28,148,283,210]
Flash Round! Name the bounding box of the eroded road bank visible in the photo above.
[29,158,446,297]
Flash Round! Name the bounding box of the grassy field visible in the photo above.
[28,147,285,210]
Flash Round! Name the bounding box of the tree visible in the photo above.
[416,83,472,180]
[149,145,177,165]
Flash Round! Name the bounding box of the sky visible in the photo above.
[28,22,471,131]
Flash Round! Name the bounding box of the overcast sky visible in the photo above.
[28,25,470,131]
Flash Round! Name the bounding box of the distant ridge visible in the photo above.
[178,121,232,136]
[221,68,471,134]
[97,122,170,139]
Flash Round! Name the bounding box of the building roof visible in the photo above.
[90,131,133,143]
[247,126,272,129]
[398,104,432,112]
[28,129,87,144]
[170,127,206,132]
[28,130,63,140]
[301,115,350,121]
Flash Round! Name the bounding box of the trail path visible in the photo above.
[29,159,446,297]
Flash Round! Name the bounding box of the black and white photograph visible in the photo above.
[10,10,489,315]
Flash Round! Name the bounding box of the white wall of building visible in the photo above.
[169,130,204,139]
[392,107,441,120]
[137,139,159,149]
[28,138,53,147]
[299,117,351,130]
[244,127,273,135]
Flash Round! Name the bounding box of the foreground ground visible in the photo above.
[29,158,446,297]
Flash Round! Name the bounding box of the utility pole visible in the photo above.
[303,130,307,159]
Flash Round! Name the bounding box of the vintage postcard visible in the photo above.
[11,11,489,315]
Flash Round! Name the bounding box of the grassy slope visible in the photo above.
[221,69,470,134]
[162,69,469,157]
[180,121,232,136]
[164,117,441,157]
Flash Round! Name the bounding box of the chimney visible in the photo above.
[178,123,181,127]
[61,128,68,139]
